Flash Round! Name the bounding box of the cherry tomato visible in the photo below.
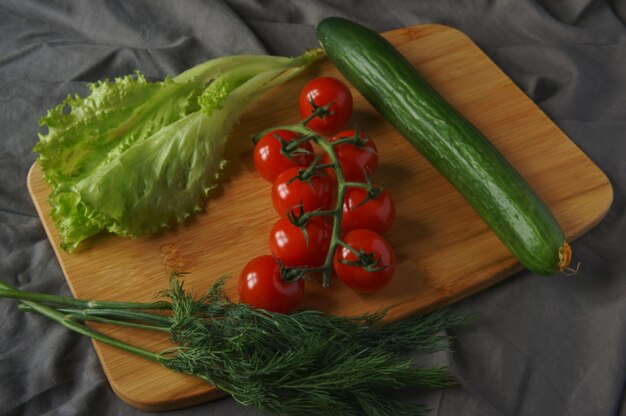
[322,130,378,182]
[299,77,353,135]
[269,216,331,267]
[272,167,335,217]
[238,255,304,314]
[333,229,396,293]
[342,187,395,234]
[253,129,314,182]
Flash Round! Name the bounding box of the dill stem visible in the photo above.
[17,300,163,362]
[0,281,166,363]
[67,314,170,332]
[17,304,172,330]
[0,287,171,310]
[19,305,170,332]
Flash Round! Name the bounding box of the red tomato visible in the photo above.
[342,187,395,234]
[322,130,378,182]
[272,167,335,217]
[299,77,353,135]
[269,217,331,267]
[238,255,304,314]
[253,129,314,182]
[333,229,396,293]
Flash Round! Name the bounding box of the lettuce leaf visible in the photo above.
[35,50,322,252]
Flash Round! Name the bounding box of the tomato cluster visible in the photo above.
[238,77,397,313]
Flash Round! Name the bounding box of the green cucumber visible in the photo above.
[316,17,570,275]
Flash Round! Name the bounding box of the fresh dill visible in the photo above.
[0,276,469,416]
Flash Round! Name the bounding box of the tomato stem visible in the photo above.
[311,163,335,170]
[302,102,333,127]
[259,114,383,288]
[302,136,346,286]
[303,209,337,219]
[252,105,329,145]
[328,137,357,147]
[283,133,317,154]
[343,181,370,189]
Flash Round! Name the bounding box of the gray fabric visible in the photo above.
[1,0,624,415]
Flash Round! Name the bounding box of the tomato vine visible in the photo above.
[243,79,395,312]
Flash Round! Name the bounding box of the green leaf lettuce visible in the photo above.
[34,50,322,252]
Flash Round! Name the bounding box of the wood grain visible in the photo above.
[27,24,612,411]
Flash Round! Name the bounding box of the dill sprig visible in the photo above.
[160,277,465,415]
[0,276,469,416]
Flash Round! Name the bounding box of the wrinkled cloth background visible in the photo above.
[1,1,625,415]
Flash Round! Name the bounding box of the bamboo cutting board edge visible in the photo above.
[26,23,613,411]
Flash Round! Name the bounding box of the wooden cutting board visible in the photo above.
[27,24,612,411]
